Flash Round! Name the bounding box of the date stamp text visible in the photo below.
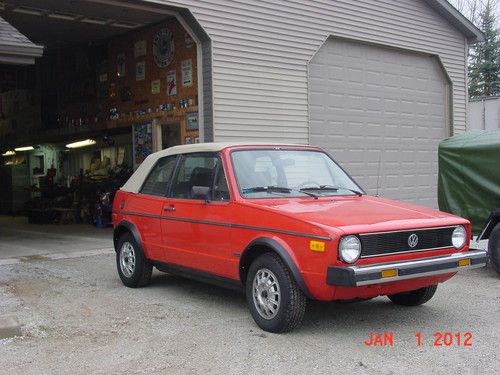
[363,331,473,347]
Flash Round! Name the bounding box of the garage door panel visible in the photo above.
[309,38,449,208]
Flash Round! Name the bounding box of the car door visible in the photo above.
[130,155,177,261]
[160,152,236,278]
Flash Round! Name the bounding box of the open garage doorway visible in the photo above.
[0,0,211,237]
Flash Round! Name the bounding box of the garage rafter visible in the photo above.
[0,1,144,30]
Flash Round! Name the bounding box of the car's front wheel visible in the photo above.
[387,284,437,306]
[116,233,152,288]
[246,253,306,333]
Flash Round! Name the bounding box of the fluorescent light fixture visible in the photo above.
[48,12,79,21]
[111,22,140,29]
[12,6,44,16]
[66,139,96,149]
[1,150,15,156]
[81,17,108,25]
[14,146,34,152]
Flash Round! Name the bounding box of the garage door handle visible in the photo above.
[164,206,176,212]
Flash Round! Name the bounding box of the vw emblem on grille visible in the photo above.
[408,233,419,248]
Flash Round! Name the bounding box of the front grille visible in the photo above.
[359,226,456,258]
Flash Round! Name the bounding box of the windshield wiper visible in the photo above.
[243,186,319,199]
[300,185,363,197]
[243,186,291,194]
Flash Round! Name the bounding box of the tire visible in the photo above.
[388,284,438,306]
[116,232,152,288]
[488,223,500,275]
[246,253,306,333]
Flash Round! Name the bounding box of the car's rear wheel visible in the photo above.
[116,232,152,288]
[488,223,500,275]
[246,253,306,333]
[387,284,437,306]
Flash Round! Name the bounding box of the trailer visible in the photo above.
[438,130,500,274]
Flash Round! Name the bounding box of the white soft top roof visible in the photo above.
[121,142,307,193]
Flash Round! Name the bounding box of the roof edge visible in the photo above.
[0,15,44,64]
[0,43,44,56]
[423,0,485,43]
[469,94,500,101]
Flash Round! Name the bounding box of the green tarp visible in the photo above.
[438,130,500,235]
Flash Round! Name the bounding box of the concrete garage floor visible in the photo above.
[0,217,499,374]
[0,215,113,261]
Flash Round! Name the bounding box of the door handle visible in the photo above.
[164,206,176,212]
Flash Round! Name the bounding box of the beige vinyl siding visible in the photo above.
[150,0,468,141]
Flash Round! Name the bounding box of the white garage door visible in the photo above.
[309,38,449,208]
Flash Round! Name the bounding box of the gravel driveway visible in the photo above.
[0,252,499,374]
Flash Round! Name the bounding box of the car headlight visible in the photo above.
[339,235,362,263]
[452,225,466,249]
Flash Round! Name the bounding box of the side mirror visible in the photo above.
[191,186,211,200]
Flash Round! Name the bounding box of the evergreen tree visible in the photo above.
[468,1,500,97]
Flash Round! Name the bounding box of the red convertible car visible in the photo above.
[112,143,487,333]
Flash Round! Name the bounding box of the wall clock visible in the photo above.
[153,28,175,68]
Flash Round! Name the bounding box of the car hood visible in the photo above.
[244,195,467,235]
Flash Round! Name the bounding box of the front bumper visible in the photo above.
[327,249,488,287]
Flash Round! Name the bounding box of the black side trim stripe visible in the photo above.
[152,260,243,292]
[113,210,331,241]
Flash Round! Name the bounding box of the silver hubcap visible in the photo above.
[119,242,136,278]
[252,268,281,320]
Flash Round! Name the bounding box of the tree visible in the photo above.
[451,0,484,25]
[468,1,500,97]
[449,0,499,26]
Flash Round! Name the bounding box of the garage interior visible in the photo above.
[0,0,207,224]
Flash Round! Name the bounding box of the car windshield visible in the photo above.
[231,149,363,198]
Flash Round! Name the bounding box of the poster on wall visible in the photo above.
[132,121,153,169]
[186,112,199,131]
[135,61,145,81]
[181,59,193,87]
[117,53,126,77]
[167,70,177,96]
[134,40,147,58]
[151,79,161,94]
[153,28,175,67]
[98,67,108,98]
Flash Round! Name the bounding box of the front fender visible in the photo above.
[240,236,313,299]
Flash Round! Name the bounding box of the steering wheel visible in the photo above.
[298,181,321,190]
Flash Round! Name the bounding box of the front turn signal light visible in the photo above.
[458,258,470,267]
[310,240,325,252]
[381,269,398,278]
